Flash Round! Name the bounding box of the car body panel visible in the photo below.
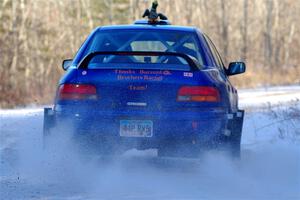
[45,22,245,156]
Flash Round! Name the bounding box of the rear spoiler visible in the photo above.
[77,51,200,71]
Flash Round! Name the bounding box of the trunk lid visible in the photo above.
[75,68,223,111]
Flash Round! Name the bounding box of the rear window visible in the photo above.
[81,29,206,70]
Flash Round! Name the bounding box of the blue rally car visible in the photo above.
[43,6,245,158]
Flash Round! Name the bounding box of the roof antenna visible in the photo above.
[142,1,168,23]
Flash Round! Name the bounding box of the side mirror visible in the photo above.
[226,62,246,76]
[62,59,73,71]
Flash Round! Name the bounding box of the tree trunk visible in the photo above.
[220,0,228,64]
[241,0,248,62]
[264,0,273,68]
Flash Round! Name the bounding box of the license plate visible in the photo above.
[120,120,153,137]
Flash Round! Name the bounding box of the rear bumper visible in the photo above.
[45,106,239,149]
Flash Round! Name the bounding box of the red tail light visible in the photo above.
[57,84,97,100]
[177,86,220,102]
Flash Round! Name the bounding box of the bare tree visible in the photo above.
[241,0,248,62]
[220,0,229,64]
[264,0,273,67]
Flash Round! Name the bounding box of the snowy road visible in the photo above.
[1,85,300,200]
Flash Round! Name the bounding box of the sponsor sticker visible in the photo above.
[82,70,87,75]
[183,72,193,77]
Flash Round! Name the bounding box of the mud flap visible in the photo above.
[231,110,245,141]
[43,107,55,136]
[227,110,245,157]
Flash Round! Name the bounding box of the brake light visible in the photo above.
[57,84,97,100]
[177,86,220,102]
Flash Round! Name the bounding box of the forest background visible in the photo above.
[0,0,299,108]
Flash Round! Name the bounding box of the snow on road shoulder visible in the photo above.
[238,85,300,147]
[242,101,300,146]
[0,107,43,116]
[239,85,300,108]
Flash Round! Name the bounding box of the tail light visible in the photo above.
[177,86,220,102]
[57,84,97,100]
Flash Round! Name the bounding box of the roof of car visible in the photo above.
[99,21,200,33]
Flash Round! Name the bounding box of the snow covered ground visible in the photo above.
[0,85,300,200]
